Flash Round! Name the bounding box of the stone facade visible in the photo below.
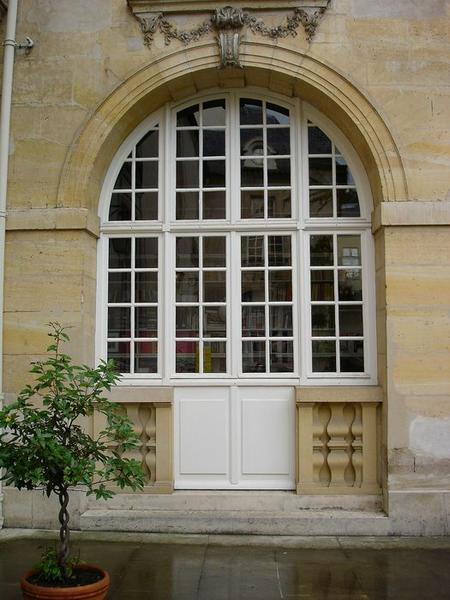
[0,0,449,534]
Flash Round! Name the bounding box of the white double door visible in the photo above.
[174,386,295,489]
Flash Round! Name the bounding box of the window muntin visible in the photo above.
[100,93,374,383]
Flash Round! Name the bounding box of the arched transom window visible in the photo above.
[98,92,376,384]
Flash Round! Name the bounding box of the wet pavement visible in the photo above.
[1,533,450,599]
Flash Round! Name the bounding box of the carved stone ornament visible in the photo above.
[127,1,331,68]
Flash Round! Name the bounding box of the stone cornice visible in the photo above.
[127,1,331,67]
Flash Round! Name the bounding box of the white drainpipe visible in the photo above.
[0,0,19,529]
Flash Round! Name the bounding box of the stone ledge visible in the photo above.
[6,208,100,237]
[296,386,383,404]
[128,1,329,13]
[372,201,450,231]
[105,386,173,404]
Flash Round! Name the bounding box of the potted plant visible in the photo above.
[0,323,145,599]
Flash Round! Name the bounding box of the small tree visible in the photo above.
[0,323,145,582]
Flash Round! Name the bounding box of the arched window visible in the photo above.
[97,93,376,384]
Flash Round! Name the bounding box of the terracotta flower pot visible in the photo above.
[20,565,110,600]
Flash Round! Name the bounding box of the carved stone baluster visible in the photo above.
[142,403,157,484]
[343,403,356,486]
[314,404,331,486]
[326,403,351,488]
[351,403,363,488]
[123,404,144,465]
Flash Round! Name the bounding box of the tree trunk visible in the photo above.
[57,488,70,580]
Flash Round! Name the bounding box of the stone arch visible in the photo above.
[58,41,408,216]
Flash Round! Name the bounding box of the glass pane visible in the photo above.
[308,126,332,154]
[203,130,225,157]
[176,161,199,188]
[267,129,290,155]
[241,190,264,219]
[338,270,362,301]
[337,235,361,266]
[135,238,158,268]
[108,272,131,303]
[135,272,158,303]
[242,271,265,302]
[309,158,332,185]
[203,160,225,188]
[203,306,226,338]
[176,192,199,220]
[335,157,355,185]
[266,103,289,125]
[176,237,199,267]
[176,341,198,373]
[312,305,335,336]
[310,235,334,266]
[241,128,264,156]
[310,189,333,218]
[136,130,158,158]
[337,189,361,217]
[203,237,226,267]
[135,162,158,189]
[241,158,264,186]
[203,271,226,302]
[135,306,158,338]
[135,341,158,373]
[340,340,364,372]
[268,190,291,218]
[114,162,132,189]
[109,193,131,221]
[203,99,226,126]
[109,238,131,268]
[312,340,336,372]
[177,104,200,127]
[108,341,130,373]
[269,271,292,302]
[311,270,334,301]
[176,272,199,302]
[204,341,226,373]
[241,236,264,267]
[203,191,226,219]
[242,306,265,337]
[176,306,199,337]
[339,305,363,336]
[108,307,130,338]
[242,341,266,373]
[240,98,263,125]
[177,130,199,157]
[135,192,158,220]
[270,341,294,373]
[268,236,291,266]
[270,306,293,337]
[268,158,290,186]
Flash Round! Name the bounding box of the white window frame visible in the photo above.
[96,89,377,386]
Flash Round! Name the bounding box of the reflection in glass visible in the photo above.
[241,236,264,267]
[242,271,265,302]
[337,235,361,266]
[203,99,226,126]
[109,193,131,221]
[135,238,158,268]
[309,158,333,185]
[135,162,158,189]
[267,102,289,125]
[310,189,333,218]
[335,157,355,185]
[338,270,362,301]
[176,272,199,302]
[312,340,336,372]
[176,341,198,373]
[311,270,334,302]
[242,340,266,372]
[203,191,226,219]
[340,340,364,372]
[108,272,131,303]
[203,306,226,338]
[242,306,265,337]
[108,341,130,373]
[135,307,157,338]
[267,128,290,155]
[203,271,226,302]
[310,235,333,266]
[268,158,290,186]
[176,306,199,337]
[203,160,225,188]
[339,305,363,337]
[241,129,264,156]
[177,104,200,127]
[270,341,294,372]
[135,272,158,303]
[203,130,225,157]
[241,158,264,186]
[241,190,264,219]
[135,341,158,373]
[108,307,130,338]
[268,190,291,218]
[135,192,158,220]
[109,238,131,268]
[308,126,332,154]
[270,306,292,336]
[176,192,199,220]
[337,189,360,217]
[268,236,291,266]
[269,271,292,302]
[176,161,199,188]
[204,341,226,373]
[240,98,263,125]
[312,305,335,336]
[136,130,158,158]
[114,162,132,189]
[203,237,226,267]
[176,237,198,267]
[177,130,199,157]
